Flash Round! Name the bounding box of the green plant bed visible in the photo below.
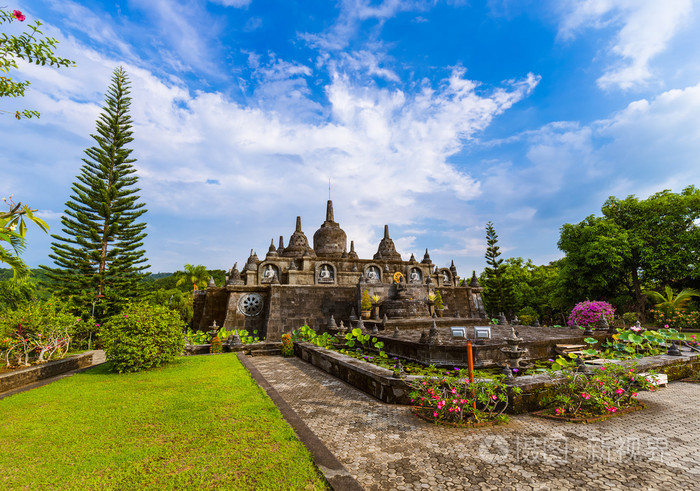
[530,401,646,423]
[0,354,326,490]
[411,407,509,427]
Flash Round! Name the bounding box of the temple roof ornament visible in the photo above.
[421,248,432,264]
[266,239,278,258]
[313,200,347,257]
[348,240,359,259]
[283,216,315,257]
[277,235,285,253]
[469,270,481,288]
[373,225,402,261]
[244,249,259,271]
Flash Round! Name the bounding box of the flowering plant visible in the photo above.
[567,300,615,328]
[408,374,519,424]
[543,359,653,417]
[650,309,699,331]
[280,333,294,357]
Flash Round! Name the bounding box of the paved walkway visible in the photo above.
[249,356,700,491]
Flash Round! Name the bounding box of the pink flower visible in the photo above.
[455,406,461,412]
[453,399,458,405]
[615,389,624,395]
[491,395,498,401]
[632,392,638,397]
[433,412,438,418]
[664,324,669,328]
[451,388,457,394]
[13,10,25,21]
[581,393,591,400]
[599,366,605,371]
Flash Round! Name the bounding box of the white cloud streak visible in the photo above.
[558,0,693,89]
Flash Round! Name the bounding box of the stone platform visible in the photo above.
[352,324,610,368]
[249,355,700,491]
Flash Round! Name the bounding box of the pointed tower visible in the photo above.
[283,216,315,257]
[373,225,402,261]
[313,199,347,257]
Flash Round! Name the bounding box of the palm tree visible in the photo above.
[644,286,700,313]
[175,264,209,292]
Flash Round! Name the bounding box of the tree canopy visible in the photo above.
[558,186,700,315]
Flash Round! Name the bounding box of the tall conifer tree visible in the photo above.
[483,221,508,316]
[42,67,149,315]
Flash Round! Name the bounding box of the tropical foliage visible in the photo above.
[102,302,184,373]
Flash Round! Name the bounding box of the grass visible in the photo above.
[0,354,328,490]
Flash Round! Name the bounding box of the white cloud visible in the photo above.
[210,0,251,7]
[558,0,693,89]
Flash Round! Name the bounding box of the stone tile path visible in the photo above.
[250,357,700,491]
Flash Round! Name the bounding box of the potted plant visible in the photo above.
[435,290,445,317]
[361,290,372,319]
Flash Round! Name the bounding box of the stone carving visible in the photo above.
[238,293,263,317]
[409,268,422,284]
[261,264,279,283]
[421,248,431,264]
[318,264,335,283]
[208,276,215,287]
[365,266,381,282]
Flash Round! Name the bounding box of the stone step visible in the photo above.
[249,348,282,357]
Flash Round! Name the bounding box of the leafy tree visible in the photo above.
[480,258,563,325]
[175,264,210,291]
[482,221,509,316]
[1,9,74,119]
[41,67,149,317]
[558,187,700,316]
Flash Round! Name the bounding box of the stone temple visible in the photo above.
[192,200,487,341]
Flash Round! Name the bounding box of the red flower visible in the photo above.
[12,10,25,21]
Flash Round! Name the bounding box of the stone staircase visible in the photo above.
[247,343,282,357]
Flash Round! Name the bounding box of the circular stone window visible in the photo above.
[238,293,264,316]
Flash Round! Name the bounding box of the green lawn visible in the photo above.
[0,354,327,490]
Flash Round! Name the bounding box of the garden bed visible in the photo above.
[0,351,95,394]
[294,342,700,413]
[411,407,508,427]
[530,402,645,424]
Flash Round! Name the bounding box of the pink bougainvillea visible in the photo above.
[13,10,25,21]
[567,300,615,328]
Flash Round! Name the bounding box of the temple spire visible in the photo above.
[384,224,390,239]
[326,199,334,222]
[295,216,302,232]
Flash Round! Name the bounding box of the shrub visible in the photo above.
[361,290,371,311]
[434,290,444,310]
[408,374,519,424]
[210,335,222,353]
[567,300,615,328]
[280,333,294,357]
[544,358,652,417]
[102,302,184,373]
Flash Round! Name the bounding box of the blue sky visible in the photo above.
[2,0,699,276]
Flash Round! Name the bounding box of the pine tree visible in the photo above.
[483,221,507,316]
[42,67,149,316]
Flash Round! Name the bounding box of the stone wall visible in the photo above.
[0,352,95,394]
[266,285,357,341]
